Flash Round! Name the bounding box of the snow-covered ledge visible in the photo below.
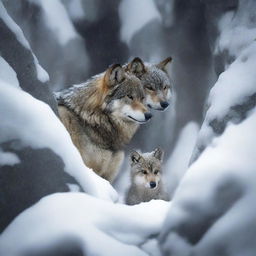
[0,82,118,202]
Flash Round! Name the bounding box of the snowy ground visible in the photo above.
[0,193,170,256]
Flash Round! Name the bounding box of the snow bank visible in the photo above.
[191,2,256,162]
[119,0,161,44]
[30,0,78,46]
[0,192,170,256]
[160,2,256,254]
[160,107,256,256]
[0,81,117,202]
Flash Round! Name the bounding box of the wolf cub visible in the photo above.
[126,148,169,205]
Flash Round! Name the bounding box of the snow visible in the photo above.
[32,53,50,83]
[0,192,170,256]
[119,0,161,44]
[0,148,20,166]
[0,58,19,88]
[161,107,256,255]
[191,6,256,161]
[209,42,256,119]
[64,0,85,21]
[0,2,49,83]
[210,1,256,120]
[0,80,117,202]
[30,0,79,45]
[216,9,256,58]
[165,122,199,196]
[160,3,256,254]
[0,1,30,49]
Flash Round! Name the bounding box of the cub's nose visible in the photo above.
[144,112,152,121]
[160,101,169,109]
[150,181,156,188]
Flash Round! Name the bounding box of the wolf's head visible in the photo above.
[129,148,164,189]
[103,64,152,123]
[126,57,172,111]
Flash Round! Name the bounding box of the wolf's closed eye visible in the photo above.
[127,95,133,100]
[146,86,154,91]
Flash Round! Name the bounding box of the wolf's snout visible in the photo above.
[144,112,152,121]
[160,101,169,109]
[150,181,156,188]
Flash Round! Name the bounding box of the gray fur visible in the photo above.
[125,57,173,110]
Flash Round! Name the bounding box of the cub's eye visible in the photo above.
[146,86,154,91]
[141,170,148,175]
[154,170,159,175]
[127,95,133,100]
[163,85,167,90]
[141,96,145,100]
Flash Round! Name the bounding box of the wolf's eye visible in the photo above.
[163,85,167,90]
[146,86,154,91]
[142,170,148,175]
[127,95,133,100]
[154,170,159,175]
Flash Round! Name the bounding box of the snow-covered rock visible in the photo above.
[160,1,256,255]
[160,107,256,256]
[0,1,49,83]
[0,81,118,203]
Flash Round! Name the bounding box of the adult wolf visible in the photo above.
[125,57,173,111]
[56,64,151,183]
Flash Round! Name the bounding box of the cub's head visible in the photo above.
[103,64,152,124]
[129,148,164,189]
[127,57,173,111]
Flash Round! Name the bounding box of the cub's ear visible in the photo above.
[104,64,125,87]
[127,57,145,77]
[130,150,143,165]
[153,147,164,162]
[156,57,172,72]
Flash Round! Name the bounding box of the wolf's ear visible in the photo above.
[105,64,125,87]
[127,57,145,77]
[153,147,164,162]
[156,57,172,72]
[130,150,143,165]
